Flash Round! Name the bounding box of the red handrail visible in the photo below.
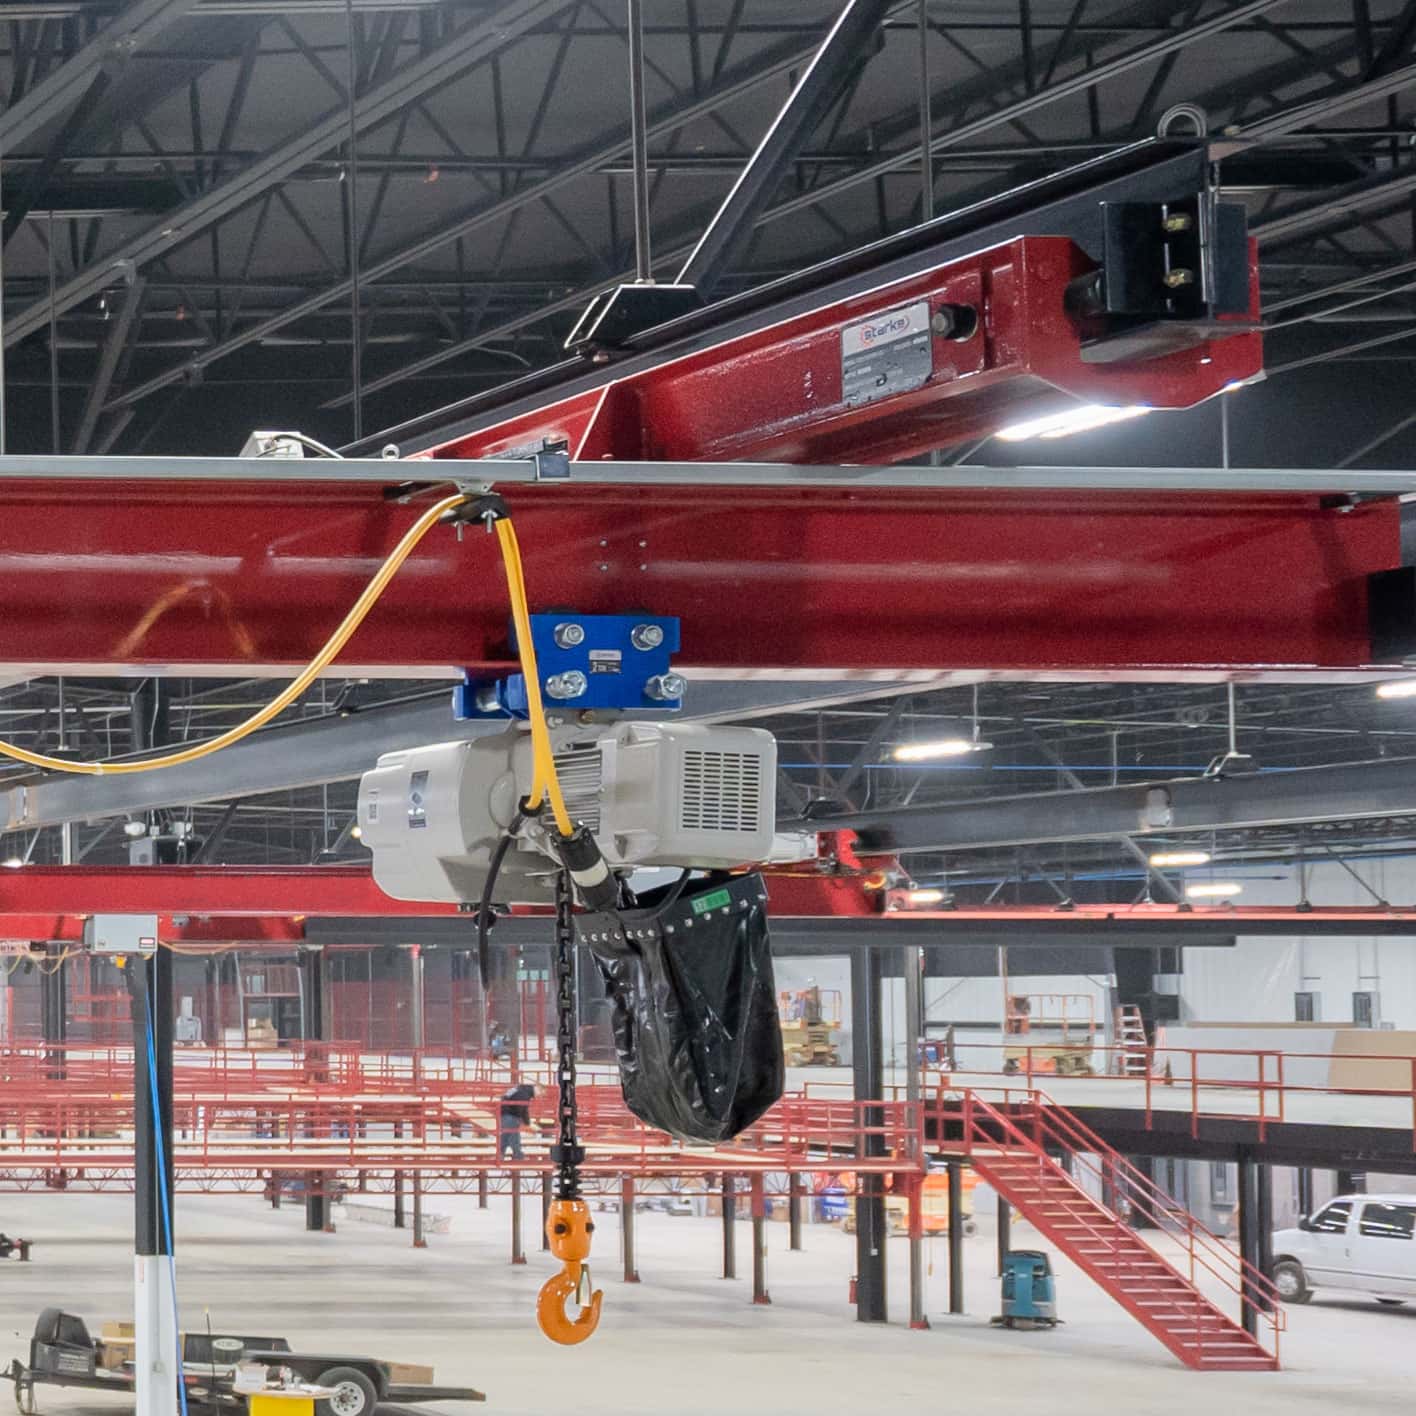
[948,1087,1283,1363]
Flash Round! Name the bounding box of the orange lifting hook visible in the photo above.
[537,1197,603,1346]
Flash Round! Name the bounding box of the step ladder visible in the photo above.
[1113,1005,1150,1076]
[939,1091,1281,1370]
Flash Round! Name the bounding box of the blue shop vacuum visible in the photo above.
[992,1250,1059,1329]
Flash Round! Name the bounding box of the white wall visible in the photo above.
[772,959,1116,1070]
[1180,858,1416,1027]
[904,970,1115,1072]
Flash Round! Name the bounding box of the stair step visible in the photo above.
[1195,1353,1285,1365]
[1179,1334,1268,1346]
[965,1099,1280,1372]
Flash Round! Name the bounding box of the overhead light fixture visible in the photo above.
[2,858,22,869]
[1376,680,1416,699]
[1185,881,1242,899]
[1149,849,1212,868]
[350,825,363,841]
[995,404,1150,442]
[905,887,946,906]
[893,737,993,762]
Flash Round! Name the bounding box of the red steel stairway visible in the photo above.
[936,1090,1282,1370]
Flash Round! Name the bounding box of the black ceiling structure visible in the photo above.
[0,0,1415,460]
[3,3,1416,901]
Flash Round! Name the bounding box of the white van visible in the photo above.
[1272,1194,1416,1305]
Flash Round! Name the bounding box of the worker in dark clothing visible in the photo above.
[498,1084,535,1159]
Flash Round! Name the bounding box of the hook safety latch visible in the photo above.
[537,1198,603,1346]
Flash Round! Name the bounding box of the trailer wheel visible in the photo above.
[13,1371,35,1416]
[316,1368,377,1416]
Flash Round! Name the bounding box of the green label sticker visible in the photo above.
[691,887,733,916]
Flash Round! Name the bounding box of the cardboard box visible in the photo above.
[385,1364,434,1386]
[246,1019,278,1051]
[96,1341,131,1371]
[97,1325,135,1372]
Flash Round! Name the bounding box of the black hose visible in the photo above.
[476,805,527,992]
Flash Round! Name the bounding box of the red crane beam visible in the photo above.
[424,236,1261,466]
[0,475,1391,680]
[0,233,1393,682]
[0,867,1409,938]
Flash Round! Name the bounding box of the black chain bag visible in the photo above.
[581,871,784,1143]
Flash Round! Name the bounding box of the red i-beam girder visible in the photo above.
[0,866,1412,940]
[0,865,876,940]
[0,234,1396,680]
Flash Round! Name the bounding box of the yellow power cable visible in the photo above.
[495,518,573,837]
[0,490,575,841]
[0,490,469,775]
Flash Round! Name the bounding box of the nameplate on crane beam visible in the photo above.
[841,300,931,408]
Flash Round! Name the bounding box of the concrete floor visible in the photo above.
[0,1191,1413,1416]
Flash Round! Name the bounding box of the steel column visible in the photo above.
[478,1170,488,1209]
[721,1174,736,1280]
[510,1173,525,1265]
[621,1177,639,1282]
[1128,1155,1158,1231]
[299,946,331,1232]
[1238,1153,1274,1336]
[852,946,888,1323]
[907,1171,928,1330]
[41,944,66,1079]
[997,1196,1012,1275]
[409,944,426,1247]
[904,942,926,1329]
[751,1172,771,1305]
[541,1172,551,1252]
[392,1125,405,1228]
[130,944,177,1416]
[788,1173,803,1252]
[947,1159,964,1315]
[411,1176,425,1248]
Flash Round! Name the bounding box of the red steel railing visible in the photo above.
[948,1087,1283,1364]
[0,1033,1411,1191]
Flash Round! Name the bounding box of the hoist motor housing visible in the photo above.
[357,720,777,904]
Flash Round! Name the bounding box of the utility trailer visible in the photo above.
[7,1310,484,1415]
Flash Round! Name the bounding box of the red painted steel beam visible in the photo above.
[0,235,1392,682]
[0,914,306,945]
[2,867,1404,933]
[0,477,1394,679]
[426,237,1262,466]
[0,866,451,925]
[0,865,879,928]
